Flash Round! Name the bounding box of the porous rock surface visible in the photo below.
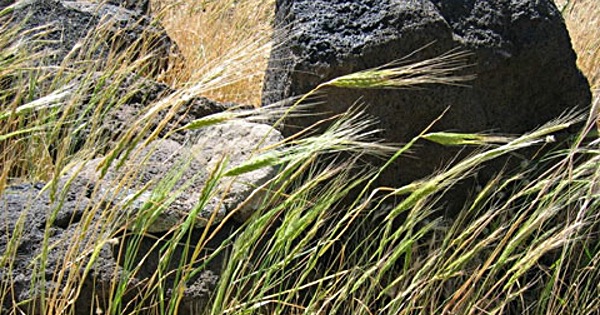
[66,72,236,154]
[63,120,283,232]
[192,120,284,222]
[106,0,150,14]
[0,118,282,313]
[0,0,12,9]
[4,0,177,75]
[0,183,230,314]
[263,0,592,187]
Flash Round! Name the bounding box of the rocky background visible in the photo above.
[263,0,591,187]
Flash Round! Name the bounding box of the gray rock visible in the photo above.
[0,183,232,314]
[63,121,283,231]
[67,72,234,154]
[5,0,178,75]
[192,120,284,222]
[263,0,592,188]
[63,139,228,232]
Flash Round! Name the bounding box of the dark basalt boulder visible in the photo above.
[263,0,592,189]
[66,72,236,152]
[106,0,150,14]
[0,183,232,314]
[3,0,178,75]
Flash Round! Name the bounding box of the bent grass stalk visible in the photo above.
[2,1,600,314]
[271,48,476,134]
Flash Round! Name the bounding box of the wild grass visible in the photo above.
[150,0,275,105]
[150,0,599,102]
[0,1,599,315]
[556,0,600,90]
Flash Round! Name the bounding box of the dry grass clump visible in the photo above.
[1,1,599,314]
[150,0,275,105]
[556,0,600,90]
[152,0,598,104]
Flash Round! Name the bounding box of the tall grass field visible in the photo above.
[1,0,599,314]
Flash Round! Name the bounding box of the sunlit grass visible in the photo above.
[556,0,600,90]
[150,0,275,105]
[0,1,598,314]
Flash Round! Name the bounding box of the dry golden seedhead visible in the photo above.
[326,50,475,90]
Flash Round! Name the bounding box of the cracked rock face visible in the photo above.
[263,0,591,188]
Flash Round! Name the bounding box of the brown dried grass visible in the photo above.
[153,0,598,104]
[151,0,275,106]
[556,0,600,90]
